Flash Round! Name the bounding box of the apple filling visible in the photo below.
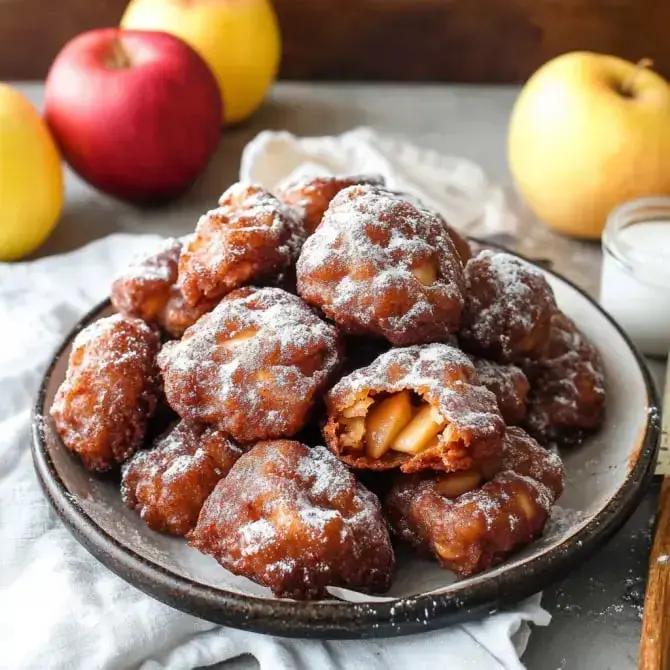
[411,261,438,286]
[217,328,259,349]
[435,469,483,499]
[338,390,460,460]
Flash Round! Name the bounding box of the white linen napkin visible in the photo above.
[0,129,549,670]
[239,127,518,240]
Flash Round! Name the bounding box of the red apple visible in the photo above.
[44,28,222,204]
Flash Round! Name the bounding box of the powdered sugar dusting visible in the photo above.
[472,357,525,399]
[126,428,202,485]
[50,314,161,472]
[501,428,565,496]
[297,185,464,343]
[230,445,387,561]
[329,343,504,438]
[217,182,305,259]
[296,445,351,501]
[178,183,306,306]
[66,315,158,378]
[159,287,341,442]
[114,237,182,285]
[470,356,530,424]
[240,519,276,556]
[544,506,590,540]
[191,442,394,598]
[120,421,242,536]
[462,250,556,359]
[470,251,543,332]
[523,312,606,443]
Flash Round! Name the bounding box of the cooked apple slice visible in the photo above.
[411,262,438,286]
[364,390,413,459]
[390,405,446,454]
[435,470,482,498]
[516,490,537,519]
[219,328,258,349]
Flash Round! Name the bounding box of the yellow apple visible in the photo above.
[121,0,281,126]
[0,85,63,261]
[508,52,670,239]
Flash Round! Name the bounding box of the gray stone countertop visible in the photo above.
[20,81,666,670]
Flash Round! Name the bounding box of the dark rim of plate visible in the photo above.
[31,248,661,639]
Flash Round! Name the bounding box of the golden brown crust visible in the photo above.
[190,440,395,600]
[460,250,557,362]
[178,183,305,307]
[323,344,505,473]
[326,435,503,476]
[385,427,564,577]
[522,312,606,446]
[470,356,530,425]
[378,189,471,265]
[50,315,161,472]
[121,421,242,537]
[111,238,182,323]
[501,427,565,496]
[296,185,466,345]
[110,237,216,338]
[158,287,342,443]
[158,288,217,339]
[277,174,385,234]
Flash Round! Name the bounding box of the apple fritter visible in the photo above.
[385,427,565,577]
[297,185,466,345]
[470,356,530,425]
[121,421,242,536]
[460,250,557,363]
[190,440,395,599]
[178,183,305,307]
[323,343,505,474]
[111,237,216,338]
[111,237,181,323]
[50,315,161,472]
[381,188,472,265]
[277,173,385,234]
[158,287,342,443]
[522,312,606,446]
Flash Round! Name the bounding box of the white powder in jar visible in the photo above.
[600,204,670,357]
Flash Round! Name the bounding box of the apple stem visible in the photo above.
[107,38,132,70]
[620,58,654,98]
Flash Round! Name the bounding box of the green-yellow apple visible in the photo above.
[121,0,281,125]
[44,28,222,204]
[508,52,670,239]
[0,84,63,261]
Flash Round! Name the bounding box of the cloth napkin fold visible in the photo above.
[0,129,549,670]
[240,127,518,239]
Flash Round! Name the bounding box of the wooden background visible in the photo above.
[2,0,669,82]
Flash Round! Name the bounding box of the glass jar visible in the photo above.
[600,197,670,357]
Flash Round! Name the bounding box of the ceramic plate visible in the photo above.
[32,256,660,639]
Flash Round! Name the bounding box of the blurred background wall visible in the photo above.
[2,0,668,81]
